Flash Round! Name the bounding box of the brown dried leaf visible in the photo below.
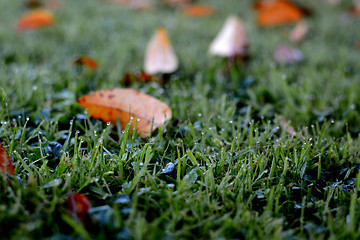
[73,56,98,70]
[0,143,15,175]
[77,88,172,138]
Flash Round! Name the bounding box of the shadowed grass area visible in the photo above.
[1,0,360,239]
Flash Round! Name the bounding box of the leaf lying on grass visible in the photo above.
[73,56,98,70]
[67,193,92,223]
[17,9,54,30]
[349,3,360,16]
[254,0,303,27]
[209,15,248,58]
[181,4,215,17]
[0,143,15,175]
[77,88,172,138]
[123,71,155,85]
[144,27,179,75]
[25,0,64,9]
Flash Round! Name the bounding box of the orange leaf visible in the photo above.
[209,16,248,57]
[17,9,54,30]
[77,88,172,138]
[73,56,98,70]
[181,4,215,17]
[255,0,303,27]
[289,21,308,42]
[349,3,360,16]
[0,143,15,175]
[356,40,360,49]
[67,193,92,222]
[123,71,155,85]
[144,27,178,75]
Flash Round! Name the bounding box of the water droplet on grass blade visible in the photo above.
[161,162,175,174]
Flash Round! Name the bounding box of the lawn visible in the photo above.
[1,0,360,239]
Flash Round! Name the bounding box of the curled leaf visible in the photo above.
[209,15,248,58]
[144,27,178,75]
[0,143,15,175]
[77,88,172,138]
[181,4,215,17]
[255,0,303,27]
[73,56,98,70]
[17,9,54,30]
[67,193,92,222]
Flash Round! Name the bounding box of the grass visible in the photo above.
[1,0,360,239]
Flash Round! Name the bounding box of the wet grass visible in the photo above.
[1,0,360,239]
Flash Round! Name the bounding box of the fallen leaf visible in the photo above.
[280,118,305,140]
[144,27,178,75]
[106,0,153,11]
[289,21,308,42]
[273,45,303,64]
[17,9,54,30]
[255,0,303,27]
[123,71,155,85]
[73,56,98,70]
[163,0,192,7]
[24,0,43,8]
[181,4,215,17]
[77,88,172,138]
[349,2,360,16]
[25,0,63,9]
[356,40,360,48]
[209,15,248,58]
[0,143,15,175]
[67,193,92,222]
